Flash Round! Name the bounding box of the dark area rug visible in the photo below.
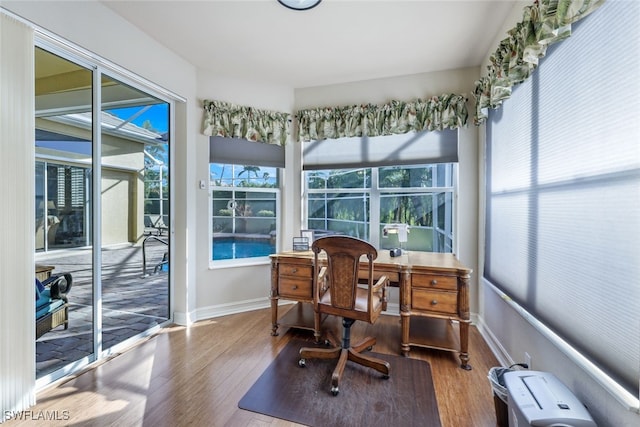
[238,338,441,427]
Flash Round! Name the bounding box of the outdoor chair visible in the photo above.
[36,272,73,339]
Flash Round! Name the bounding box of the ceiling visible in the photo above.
[101,0,518,89]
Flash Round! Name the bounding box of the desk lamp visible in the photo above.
[382,223,409,256]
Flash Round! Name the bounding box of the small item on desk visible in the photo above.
[389,248,402,257]
[293,237,309,251]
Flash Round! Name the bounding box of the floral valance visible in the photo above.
[473,0,605,124]
[297,94,468,142]
[202,100,291,146]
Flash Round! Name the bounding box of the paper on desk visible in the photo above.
[398,226,408,243]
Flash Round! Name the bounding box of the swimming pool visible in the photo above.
[212,238,275,261]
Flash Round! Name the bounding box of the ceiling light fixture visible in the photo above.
[277,0,322,11]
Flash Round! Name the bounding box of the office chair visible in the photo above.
[298,235,390,396]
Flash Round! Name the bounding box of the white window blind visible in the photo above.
[485,0,640,398]
[0,11,36,421]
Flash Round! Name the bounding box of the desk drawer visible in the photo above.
[279,277,312,299]
[358,270,399,285]
[412,273,457,291]
[411,288,457,315]
[279,264,312,278]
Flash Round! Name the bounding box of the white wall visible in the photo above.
[474,2,640,426]
[192,72,296,320]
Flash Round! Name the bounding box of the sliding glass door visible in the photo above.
[35,46,171,382]
[35,47,95,377]
[100,75,170,350]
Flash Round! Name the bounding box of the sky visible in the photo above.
[108,104,169,133]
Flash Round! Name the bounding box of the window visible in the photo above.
[307,168,370,239]
[143,141,169,231]
[303,129,458,252]
[210,163,279,261]
[305,163,456,252]
[35,160,91,251]
[485,0,639,401]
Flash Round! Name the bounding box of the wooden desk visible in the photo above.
[269,250,473,369]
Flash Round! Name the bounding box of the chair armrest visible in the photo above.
[46,273,73,300]
[372,275,389,311]
[371,275,388,291]
[312,266,329,312]
[317,266,329,295]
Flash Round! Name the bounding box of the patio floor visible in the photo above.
[35,238,170,378]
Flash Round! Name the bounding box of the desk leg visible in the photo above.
[400,311,411,357]
[270,262,279,336]
[458,273,471,370]
[459,319,471,370]
[400,269,411,357]
[270,293,279,336]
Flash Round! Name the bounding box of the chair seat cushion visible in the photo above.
[320,287,382,312]
[36,297,64,320]
[35,278,65,320]
[36,279,45,300]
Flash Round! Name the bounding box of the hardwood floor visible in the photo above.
[6,307,500,427]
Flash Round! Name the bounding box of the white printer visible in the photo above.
[503,370,597,427]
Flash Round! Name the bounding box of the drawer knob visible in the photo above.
[292,285,298,290]
[291,268,298,273]
[431,279,438,286]
[431,300,438,305]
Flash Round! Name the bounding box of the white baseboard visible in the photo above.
[172,311,192,326]
[474,315,511,367]
[175,300,403,325]
[174,298,294,325]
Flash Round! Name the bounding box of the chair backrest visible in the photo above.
[312,235,382,322]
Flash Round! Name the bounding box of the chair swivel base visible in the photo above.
[298,318,390,396]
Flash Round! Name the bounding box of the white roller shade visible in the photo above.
[210,136,285,168]
[303,129,458,170]
[485,0,640,398]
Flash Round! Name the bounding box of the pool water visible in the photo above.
[213,238,275,261]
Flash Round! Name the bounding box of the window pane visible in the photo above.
[34,47,94,379]
[307,192,369,238]
[379,165,432,188]
[305,163,455,251]
[307,169,371,189]
[210,163,278,188]
[143,143,169,220]
[211,163,279,261]
[379,191,453,252]
[379,164,455,188]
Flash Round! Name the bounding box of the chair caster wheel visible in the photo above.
[382,374,390,380]
[324,339,331,346]
[366,346,373,351]
[298,358,306,367]
[331,386,339,396]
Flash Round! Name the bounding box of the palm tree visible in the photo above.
[238,165,261,181]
